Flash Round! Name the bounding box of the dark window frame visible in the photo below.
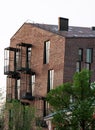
[47,69,54,93]
[31,74,35,96]
[78,48,83,61]
[76,61,81,72]
[43,40,50,64]
[43,100,50,116]
[85,62,91,70]
[86,48,93,63]
[26,47,32,68]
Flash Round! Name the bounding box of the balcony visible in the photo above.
[20,92,35,105]
[21,92,35,100]
[16,43,33,74]
[4,47,20,78]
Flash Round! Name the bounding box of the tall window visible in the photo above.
[4,49,9,72]
[86,63,91,70]
[43,40,50,64]
[43,101,50,116]
[86,48,93,63]
[16,51,20,68]
[31,75,35,96]
[17,79,20,99]
[7,77,12,100]
[78,48,83,61]
[76,62,81,72]
[47,69,54,92]
[26,47,32,68]
[27,47,31,68]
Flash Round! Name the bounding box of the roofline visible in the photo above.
[10,22,64,40]
[10,22,95,40]
[66,37,95,39]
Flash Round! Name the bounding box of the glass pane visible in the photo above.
[31,75,35,96]
[78,49,83,61]
[4,50,9,72]
[86,63,90,70]
[50,70,54,90]
[86,49,92,63]
[16,51,20,69]
[28,47,31,68]
[76,62,80,72]
[17,79,20,99]
[46,41,50,64]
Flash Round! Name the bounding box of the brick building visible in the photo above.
[4,17,95,129]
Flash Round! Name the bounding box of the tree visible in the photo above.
[5,99,35,130]
[0,88,5,130]
[0,115,4,130]
[46,69,95,130]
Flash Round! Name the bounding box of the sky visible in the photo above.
[0,0,95,92]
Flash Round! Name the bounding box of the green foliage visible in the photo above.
[0,117,4,130]
[47,82,72,110]
[46,69,95,130]
[0,107,5,129]
[6,99,35,130]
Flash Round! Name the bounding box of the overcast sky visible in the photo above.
[0,0,95,91]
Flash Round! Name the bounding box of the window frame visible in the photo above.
[43,40,50,64]
[86,63,91,70]
[86,48,93,63]
[27,47,32,68]
[78,48,83,61]
[43,100,50,116]
[17,79,21,100]
[76,61,81,72]
[31,74,35,96]
[47,69,54,92]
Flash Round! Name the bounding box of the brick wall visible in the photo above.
[6,23,95,130]
[10,23,65,97]
[64,37,95,82]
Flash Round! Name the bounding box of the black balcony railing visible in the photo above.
[4,43,36,104]
[16,43,32,74]
[21,92,35,100]
[4,47,20,77]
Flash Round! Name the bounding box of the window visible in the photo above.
[43,101,50,116]
[47,70,54,92]
[78,48,83,61]
[86,63,91,70]
[86,48,93,63]
[27,47,31,68]
[7,77,12,100]
[26,47,32,68]
[16,51,20,68]
[46,101,50,115]
[17,79,20,99]
[76,62,81,72]
[4,49,9,72]
[31,75,35,96]
[43,40,50,64]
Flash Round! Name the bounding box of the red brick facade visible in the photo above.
[4,18,95,129]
